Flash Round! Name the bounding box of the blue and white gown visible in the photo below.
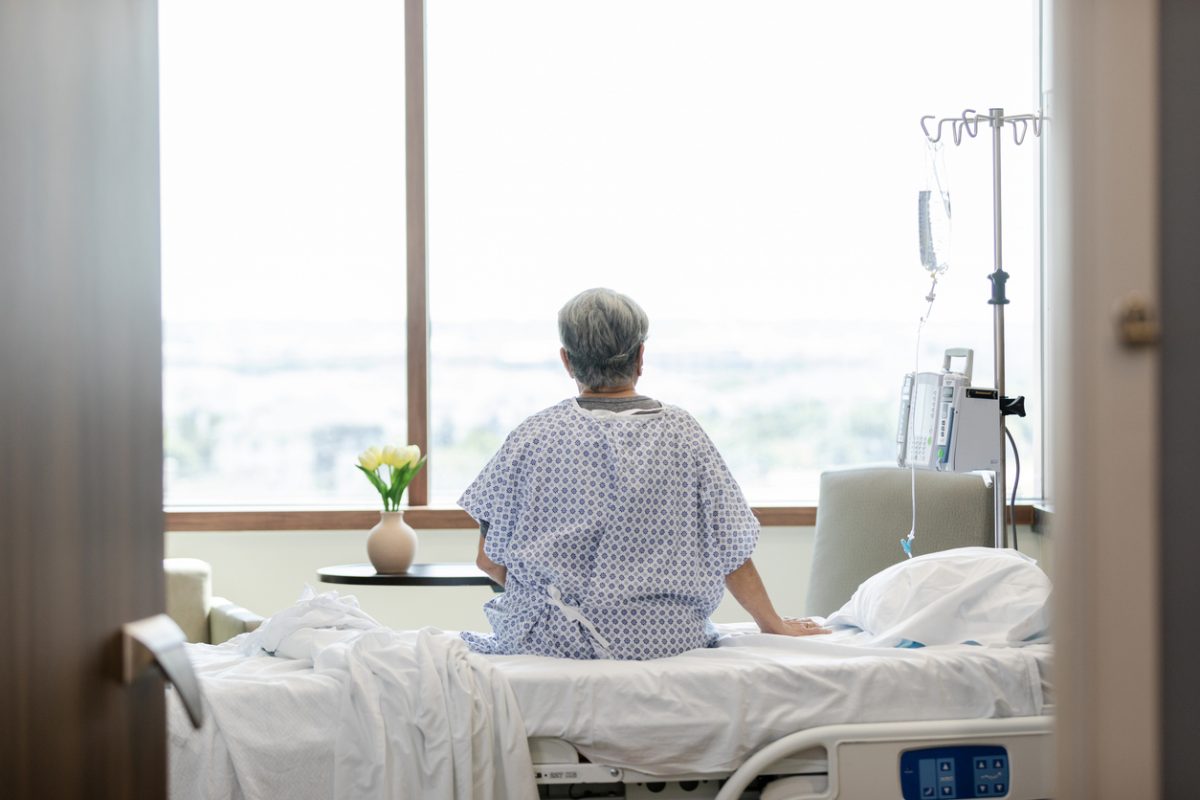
[458,398,758,660]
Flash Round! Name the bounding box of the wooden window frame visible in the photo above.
[405,0,430,506]
[163,505,1035,532]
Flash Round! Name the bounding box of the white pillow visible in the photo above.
[824,546,1051,647]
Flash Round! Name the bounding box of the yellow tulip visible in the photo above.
[381,445,402,468]
[357,446,383,472]
[400,444,422,468]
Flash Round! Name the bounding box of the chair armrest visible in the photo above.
[209,596,265,645]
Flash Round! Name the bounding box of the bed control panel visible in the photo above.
[900,745,1009,799]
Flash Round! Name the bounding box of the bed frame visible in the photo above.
[530,714,1055,799]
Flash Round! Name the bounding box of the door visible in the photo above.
[1048,1,1161,797]
[0,1,167,797]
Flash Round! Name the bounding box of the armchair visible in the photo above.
[164,557,264,644]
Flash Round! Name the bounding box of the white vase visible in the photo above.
[366,511,418,574]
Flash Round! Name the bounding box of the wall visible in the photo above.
[166,525,1049,632]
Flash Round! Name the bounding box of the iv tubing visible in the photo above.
[904,280,938,558]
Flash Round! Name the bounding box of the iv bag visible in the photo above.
[918,143,952,275]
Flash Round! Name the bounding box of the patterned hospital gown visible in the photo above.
[458,398,759,660]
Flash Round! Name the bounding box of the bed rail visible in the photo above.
[716,715,1055,800]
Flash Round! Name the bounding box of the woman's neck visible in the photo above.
[578,383,639,399]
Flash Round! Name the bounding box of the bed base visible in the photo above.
[531,715,1055,799]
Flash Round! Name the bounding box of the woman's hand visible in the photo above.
[724,559,831,637]
[760,616,832,637]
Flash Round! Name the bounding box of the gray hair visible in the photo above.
[558,288,649,389]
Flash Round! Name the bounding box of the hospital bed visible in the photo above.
[170,616,1053,800]
[169,468,1053,799]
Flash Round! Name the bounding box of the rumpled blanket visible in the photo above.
[169,589,536,800]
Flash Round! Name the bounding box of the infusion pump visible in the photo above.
[897,348,1001,472]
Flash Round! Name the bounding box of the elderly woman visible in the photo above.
[459,288,826,660]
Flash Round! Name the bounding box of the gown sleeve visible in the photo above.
[456,426,530,564]
[690,416,760,576]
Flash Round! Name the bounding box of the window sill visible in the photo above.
[165,504,1038,531]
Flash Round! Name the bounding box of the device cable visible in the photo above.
[1005,427,1020,551]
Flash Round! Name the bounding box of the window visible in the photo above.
[162,0,1043,514]
[159,0,407,506]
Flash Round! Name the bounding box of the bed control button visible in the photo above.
[993,759,1005,769]
[976,759,988,770]
[940,786,954,796]
[978,785,990,795]
[923,789,935,798]
[994,783,1006,794]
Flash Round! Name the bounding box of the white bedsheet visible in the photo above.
[497,625,1050,775]
[170,608,1050,796]
[169,591,536,800]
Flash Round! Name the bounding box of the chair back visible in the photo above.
[165,557,213,643]
[804,466,995,617]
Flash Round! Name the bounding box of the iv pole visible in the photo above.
[920,107,1041,548]
[988,108,1009,550]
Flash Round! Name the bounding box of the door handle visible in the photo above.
[121,613,205,729]
[1117,297,1161,348]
